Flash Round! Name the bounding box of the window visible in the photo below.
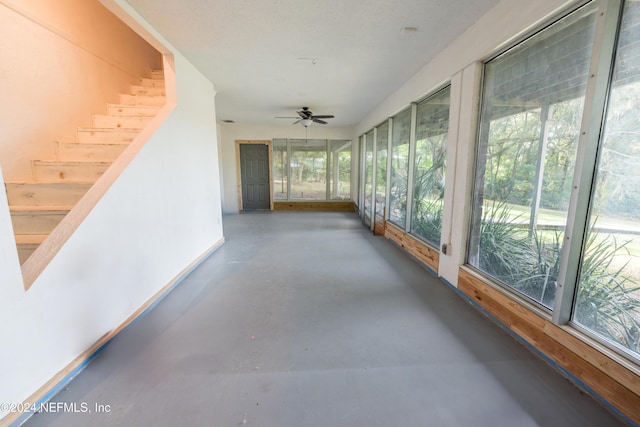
[273,139,288,200]
[289,139,326,200]
[573,0,640,357]
[274,139,352,201]
[469,0,640,360]
[376,122,389,218]
[329,140,351,200]
[389,109,411,227]
[364,130,374,222]
[468,3,598,309]
[411,87,451,247]
[359,134,365,215]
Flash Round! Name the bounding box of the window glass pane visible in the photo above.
[329,140,351,200]
[273,139,288,200]
[376,123,388,217]
[574,1,640,357]
[468,4,597,309]
[389,109,411,226]
[364,131,374,222]
[359,135,365,214]
[290,139,327,200]
[411,87,450,247]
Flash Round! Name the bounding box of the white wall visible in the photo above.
[218,123,355,213]
[0,0,162,182]
[355,0,576,286]
[0,1,223,421]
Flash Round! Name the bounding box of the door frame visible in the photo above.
[235,140,274,211]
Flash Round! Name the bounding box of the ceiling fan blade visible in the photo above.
[312,118,328,125]
[292,119,302,125]
[275,116,299,119]
[297,110,312,118]
[311,115,334,119]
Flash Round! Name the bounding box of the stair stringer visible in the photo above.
[20,64,177,291]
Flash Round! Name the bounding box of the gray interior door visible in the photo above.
[240,144,270,210]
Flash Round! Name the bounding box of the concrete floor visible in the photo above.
[24,212,625,427]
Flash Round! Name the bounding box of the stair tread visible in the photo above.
[122,93,166,97]
[120,94,166,101]
[77,128,140,132]
[130,89,165,95]
[5,182,92,206]
[6,180,95,184]
[10,206,73,212]
[131,84,164,88]
[59,141,128,145]
[107,103,162,108]
[93,114,151,119]
[105,105,162,117]
[130,85,165,89]
[15,234,47,245]
[33,160,112,165]
[138,79,165,88]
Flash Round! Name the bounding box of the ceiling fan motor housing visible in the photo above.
[295,107,334,125]
[276,107,334,126]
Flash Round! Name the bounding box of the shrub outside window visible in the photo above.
[388,109,411,227]
[376,122,389,219]
[410,87,451,247]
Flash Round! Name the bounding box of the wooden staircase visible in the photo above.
[5,70,166,265]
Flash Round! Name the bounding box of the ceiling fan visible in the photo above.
[276,107,335,127]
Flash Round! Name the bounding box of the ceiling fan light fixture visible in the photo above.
[300,118,313,127]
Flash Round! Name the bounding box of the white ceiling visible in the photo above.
[124,0,499,127]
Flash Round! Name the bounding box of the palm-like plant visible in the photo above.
[412,198,443,246]
[574,230,640,353]
[515,229,561,308]
[477,204,640,353]
[478,201,534,285]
